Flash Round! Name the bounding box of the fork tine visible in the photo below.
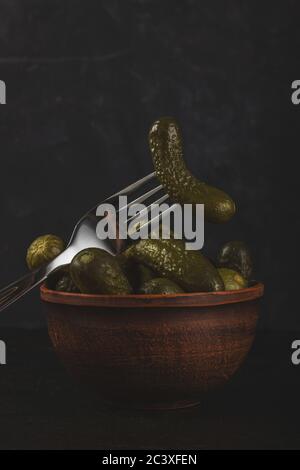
[0,272,39,312]
[0,171,175,313]
[117,185,164,213]
[0,286,19,305]
[108,172,156,200]
[126,193,169,225]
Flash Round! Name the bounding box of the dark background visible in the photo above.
[0,0,298,329]
[0,0,300,451]
[0,0,298,330]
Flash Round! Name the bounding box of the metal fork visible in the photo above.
[0,172,173,312]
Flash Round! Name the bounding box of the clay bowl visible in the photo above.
[41,283,264,410]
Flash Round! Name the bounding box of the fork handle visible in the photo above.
[0,269,46,313]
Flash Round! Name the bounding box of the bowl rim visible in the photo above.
[40,282,264,308]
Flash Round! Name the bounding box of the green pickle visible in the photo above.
[55,272,79,293]
[26,234,65,270]
[70,248,132,295]
[218,268,248,291]
[139,278,184,295]
[118,250,156,291]
[217,240,253,280]
[149,117,236,223]
[125,238,224,292]
[27,118,253,296]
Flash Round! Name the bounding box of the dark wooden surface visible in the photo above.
[0,327,299,449]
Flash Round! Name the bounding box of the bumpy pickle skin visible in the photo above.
[70,248,132,295]
[45,265,78,292]
[218,268,248,291]
[26,234,65,270]
[55,272,79,293]
[126,239,224,292]
[149,117,236,223]
[139,277,184,295]
[117,252,156,291]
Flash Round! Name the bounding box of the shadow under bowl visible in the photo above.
[41,283,264,410]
